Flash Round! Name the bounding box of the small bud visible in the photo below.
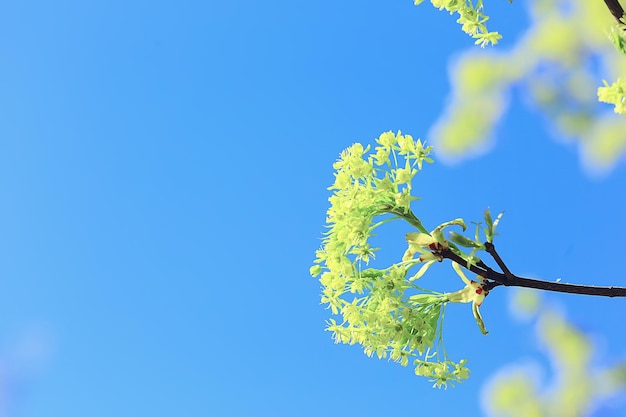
[310,265,323,277]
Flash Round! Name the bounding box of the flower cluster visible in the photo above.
[311,131,474,387]
[414,0,502,47]
[598,77,626,115]
[599,13,626,111]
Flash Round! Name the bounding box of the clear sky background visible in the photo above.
[1,1,625,416]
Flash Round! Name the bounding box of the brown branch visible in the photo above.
[484,242,514,284]
[603,0,625,25]
[440,247,626,298]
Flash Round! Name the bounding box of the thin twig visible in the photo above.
[484,242,514,284]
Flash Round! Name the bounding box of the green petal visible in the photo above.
[409,260,436,281]
[472,301,489,335]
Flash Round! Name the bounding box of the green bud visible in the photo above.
[448,231,483,248]
[310,265,323,277]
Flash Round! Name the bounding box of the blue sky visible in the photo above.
[1,1,625,416]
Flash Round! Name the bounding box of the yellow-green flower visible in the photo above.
[446,262,489,335]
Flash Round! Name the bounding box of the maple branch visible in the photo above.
[603,0,625,24]
[440,247,626,297]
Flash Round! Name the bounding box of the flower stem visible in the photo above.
[391,208,430,234]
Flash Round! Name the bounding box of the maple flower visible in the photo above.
[446,262,489,335]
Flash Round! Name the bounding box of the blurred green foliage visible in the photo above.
[428,0,626,168]
[483,290,626,416]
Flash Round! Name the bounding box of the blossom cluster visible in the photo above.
[311,131,474,387]
[598,77,626,115]
[414,0,502,47]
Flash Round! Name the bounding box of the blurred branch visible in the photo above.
[603,0,625,24]
[440,246,626,297]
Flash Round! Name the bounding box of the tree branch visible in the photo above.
[440,247,626,298]
[484,242,514,284]
[603,0,625,25]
